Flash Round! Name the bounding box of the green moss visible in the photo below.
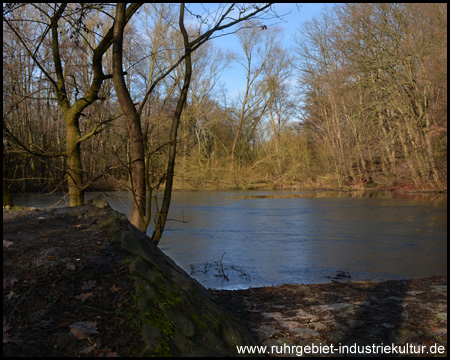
[126,294,141,331]
[137,290,178,356]
[143,309,177,337]
[153,339,171,357]
[129,263,188,356]
[154,277,182,308]
[191,314,208,334]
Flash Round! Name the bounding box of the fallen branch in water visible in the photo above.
[189,252,251,282]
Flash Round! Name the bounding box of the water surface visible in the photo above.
[11,190,447,289]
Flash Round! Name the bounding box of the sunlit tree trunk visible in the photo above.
[65,110,85,205]
[113,3,147,230]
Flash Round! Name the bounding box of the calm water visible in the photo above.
[10,190,447,289]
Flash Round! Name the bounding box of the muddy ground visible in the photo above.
[3,206,447,357]
[212,276,447,357]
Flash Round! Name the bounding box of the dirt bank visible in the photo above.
[3,205,143,356]
[212,276,447,357]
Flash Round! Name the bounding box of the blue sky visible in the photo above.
[200,3,330,98]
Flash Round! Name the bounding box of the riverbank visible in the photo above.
[7,179,447,203]
[212,276,447,357]
[6,187,447,215]
[3,206,447,356]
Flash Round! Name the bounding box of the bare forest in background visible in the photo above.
[4,3,447,202]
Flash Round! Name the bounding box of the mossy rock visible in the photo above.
[114,219,258,356]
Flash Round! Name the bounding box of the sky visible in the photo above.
[193,3,330,98]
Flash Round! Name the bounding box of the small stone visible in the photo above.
[406,290,424,296]
[88,193,110,209]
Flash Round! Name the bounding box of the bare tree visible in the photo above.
[295,3,446,189]
[3,3,140,205]
[113,3,276,241]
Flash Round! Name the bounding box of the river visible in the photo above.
[10,190,447,290]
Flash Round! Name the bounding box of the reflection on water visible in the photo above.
[11,190,447,290]
[228,190,447,201]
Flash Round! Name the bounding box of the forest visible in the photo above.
[3,4,447,233]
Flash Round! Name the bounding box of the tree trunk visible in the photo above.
[152,5,193,245]
[3,149,13,207]
[65,111,85,206]
[128,113,146,230]
[113,3,147,231]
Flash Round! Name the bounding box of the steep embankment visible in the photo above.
[3,196,257,357]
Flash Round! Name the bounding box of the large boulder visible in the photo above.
[92,195,257,356]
